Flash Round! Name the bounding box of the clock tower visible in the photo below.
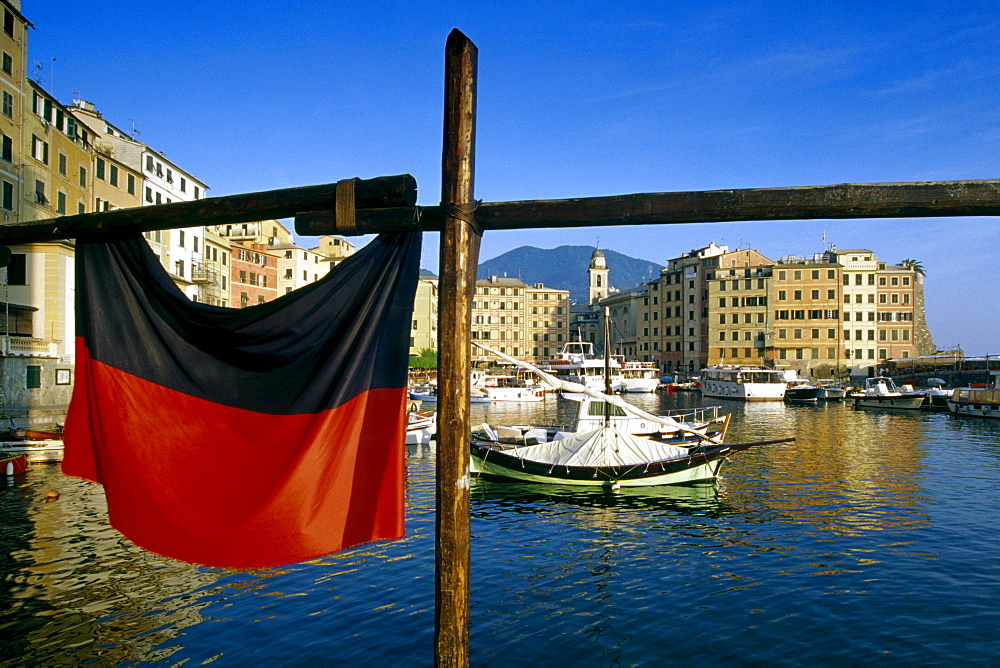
[588,247,609,305]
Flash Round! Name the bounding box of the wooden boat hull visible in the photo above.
[470,440,731,487]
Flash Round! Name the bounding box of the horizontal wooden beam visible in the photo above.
[0,174,416,246]
[295,179,1000,236]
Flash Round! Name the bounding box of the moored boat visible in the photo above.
[543,340,623,392]
[471,342,790,488]
[475,374,546,402]
[816,380,847,401]
[947,386,1000,419]
[700,365,787,401]
[406,408,438,445]
[852,377,925,410]
[617,360,660,393]
[784,381,825,403]
[0,439,64,463]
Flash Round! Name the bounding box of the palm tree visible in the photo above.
[900,258,926,275]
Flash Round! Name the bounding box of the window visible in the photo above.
[1,179,12,210]
[145,187,153,203]
[3,10,13,37]
[0,133,10,161]
[34,180,46,205]
[178,230,185,247]
[1,52,11,75]
[6,252,25,284]
[58,153,67,175]
[31,135,48,163]
[79,166,87,187]
[127,173,135,194]
[109,164,119,187]
[26,365,41,389]
[1,91,11,117]
[96,158,106,180]
[793,290,802,300]
[56,191,66,214]
[811,290,819,300]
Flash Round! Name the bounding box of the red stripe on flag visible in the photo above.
[63,341,406,568]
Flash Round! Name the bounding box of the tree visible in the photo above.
[410,348,438,369]
[899,258,926,275]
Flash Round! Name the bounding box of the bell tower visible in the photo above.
[588,247,608,304]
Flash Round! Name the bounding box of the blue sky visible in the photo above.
[26,1,999,354]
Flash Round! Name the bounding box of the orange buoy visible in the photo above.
[45,490,60,500]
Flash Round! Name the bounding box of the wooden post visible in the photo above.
[435,29,479,668]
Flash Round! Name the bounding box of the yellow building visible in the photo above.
[92,146,142,212]
[526,283,570,362]
[410,276,438,357]
[0,0,28,226]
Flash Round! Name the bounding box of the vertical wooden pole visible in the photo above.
[435,28,479,668]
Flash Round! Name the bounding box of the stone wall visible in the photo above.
[0,356,72,426]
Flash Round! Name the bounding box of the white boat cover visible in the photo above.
[509,424,693,468]
[474,342,721,445]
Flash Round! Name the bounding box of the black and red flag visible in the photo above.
[63,231,421,568]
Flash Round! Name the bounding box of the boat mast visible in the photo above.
[603,307,611,427]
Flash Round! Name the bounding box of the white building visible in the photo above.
[70,101,209,300]
[272,241,329,295]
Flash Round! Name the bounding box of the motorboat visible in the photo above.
[920,378,953,411]
[852,377,925,410]
[784,381,825,403]
[947,386,1000,419]
[617,360,660,393]
[816,380,847,401]
[700,365,787,401]
[543,340,623,392]
[475,373,546,402]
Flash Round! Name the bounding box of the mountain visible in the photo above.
[477,245,664,304]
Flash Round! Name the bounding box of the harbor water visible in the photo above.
[2,393,999,665]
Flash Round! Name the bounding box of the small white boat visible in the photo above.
[0,439,64,463]
[406,409,437,445]
[816,380,847,401]
[476,374,546,402]
[947,387,1000,419]
[852,377,925,410]
[700,365,787,401]
[617,360,660,393]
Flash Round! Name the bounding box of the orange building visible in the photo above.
[230,243,278,307]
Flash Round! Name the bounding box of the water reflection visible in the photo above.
[1,397,998,665]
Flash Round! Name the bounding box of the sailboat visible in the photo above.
[470,314,789,488]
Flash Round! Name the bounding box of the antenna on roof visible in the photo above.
[50,58,56,91]
[32,61,42,83]
[129,119,140,139]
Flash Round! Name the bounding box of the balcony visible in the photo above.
[4,337,56,356]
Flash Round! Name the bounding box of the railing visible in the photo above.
[4,337,55,355]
